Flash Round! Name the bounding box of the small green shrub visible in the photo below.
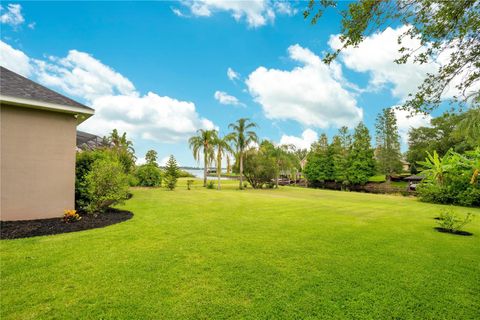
[437,209,473,233]
[206,181,215,189]
[135,164,162,187]
[85,158,129,213]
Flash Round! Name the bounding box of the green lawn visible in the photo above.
[1,179,479,319]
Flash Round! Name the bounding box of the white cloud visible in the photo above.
[34,50,136,101]
[27,22,35,29]
[182,0,293,28]
[0,41,216,145]
[227,67,240,82]
[0,4,24,27]
[0,40,32,76]
[246,44,363,128]
[274,1,296,16]
[279,129,318,150]
[82,92,216,143]
[329,26,436,100]
[394,108,432,145]
[214,90,244,107]
[171,7,186,17]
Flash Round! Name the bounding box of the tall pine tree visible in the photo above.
[164,155,179,190]
[346,122,375,185]
[375,108,402,178]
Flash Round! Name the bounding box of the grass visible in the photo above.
[1,179,479,319]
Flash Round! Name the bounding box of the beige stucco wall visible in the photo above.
[1,104,77,220]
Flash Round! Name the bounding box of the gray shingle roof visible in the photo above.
[0,66,93,113]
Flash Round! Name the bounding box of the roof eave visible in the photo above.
[0,95,94,125]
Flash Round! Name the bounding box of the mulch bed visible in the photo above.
[1,208,133,240]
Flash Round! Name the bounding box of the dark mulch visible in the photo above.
[434,227,473,236]
[1,208,133,240]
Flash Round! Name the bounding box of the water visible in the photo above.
[183,169,231,180]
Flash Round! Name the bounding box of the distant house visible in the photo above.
[76,130,104,151]
[401,159,410,172]
[0,67,94,220]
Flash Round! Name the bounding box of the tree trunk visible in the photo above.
[217,150,221,190]
[203,150,207,187]
[239,153,244,190]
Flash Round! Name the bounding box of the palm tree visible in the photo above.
[213,133,234,190]
[228,118,258,189]
[189,129,217,187]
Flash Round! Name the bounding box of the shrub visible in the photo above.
[206,181,215,189]
[135,164,162,187]
[437,209,473,233]
[63,209,81,223]
[164,155,179,190]
[418,148,480,207]
[85,158,129,213]
[75,149,109,210]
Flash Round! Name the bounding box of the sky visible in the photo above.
[0,1,444,167]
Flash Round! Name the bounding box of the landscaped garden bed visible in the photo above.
[0,208,133,240]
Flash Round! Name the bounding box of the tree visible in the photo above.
[375,108,402,177]
[229,118,258,190]
[333,126,352,183]
[407,111,476,165]
[189,129,216,187]
[304,134,335,185]
[213,133,234,190]
[454,107,480,146]
[305,0,480,113]
[164,155,179,190]
[226,154,232,175]
[242,147,277,189]
[106,129,136,174]
[145,150,158,166]
[346,122,376,185]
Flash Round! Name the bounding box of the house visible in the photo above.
[0,67,94,221]
[76,130,104,151]
[401,159,410,173]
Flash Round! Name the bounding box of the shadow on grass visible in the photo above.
[434,227,473,236]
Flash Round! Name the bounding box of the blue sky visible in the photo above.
[1,1,441,166]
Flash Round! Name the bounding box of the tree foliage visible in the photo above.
[346,122,376,185]
[188,129,217,187]
[213,133,234,190]
[242,145,277,189]
[305,0,480,113]
[145,150,158,166]
[105,129,136,174]
[164,155,179,190]
[375,108,402,176]
[407,109,478,165]
[229,118,258,189]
